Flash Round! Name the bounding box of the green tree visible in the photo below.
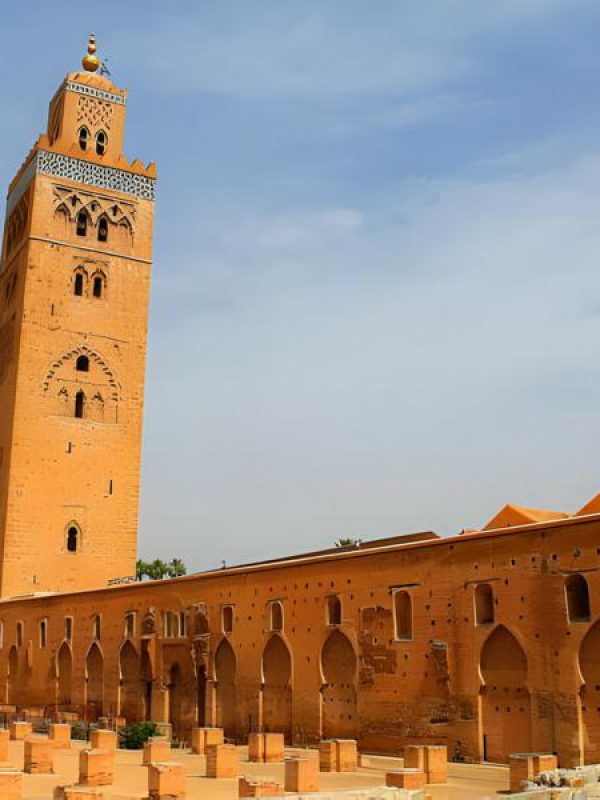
[136,558,187,581]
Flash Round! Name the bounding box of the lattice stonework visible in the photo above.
[77,96,113,131]
[7,151,156,214]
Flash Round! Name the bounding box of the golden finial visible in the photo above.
[82,33,101,73]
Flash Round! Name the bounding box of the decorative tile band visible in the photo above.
[6,150,156,215]
[66,81,127,106]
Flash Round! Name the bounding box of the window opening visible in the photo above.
[222,606,233,634]
[39,620,47,648]
[74,391,85,419]
[74,273,84,296]
[67,526,79,553]
[93,615,101,640]
[326,595,342,626]
[76,211,88,237]
[124,612,135,638]
[93,276,103,298]
[566,574,591,622]
[270,601,283,632]
[16,623,23,648]
[475,584,495,625]
[97,217,108,243]
[65,618,73,641]
[78,127,89,151]
[76,355,89,372]
[95,130,107,156]
[394,591,413,640]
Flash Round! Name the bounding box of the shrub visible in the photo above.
[118,721,158,749]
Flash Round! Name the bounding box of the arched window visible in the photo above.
[74,390,85,419]
[93,275,104,298]
[66,526,79,553]
[76,211,88,237]
[78,126,89,151]
[326,595,342,626]
[95,131,107,156]
[566,574,591,622]
[394,590,413,640]
[270,601,283,632]
[74,273,84,296]
[475,583,495,625]
[76,355,89,373]
[124,612,136,639]
[97,217,108,243]
[222,605,234,634]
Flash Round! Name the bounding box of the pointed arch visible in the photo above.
[320,630,357,739]
[97,214,109,243]
[262,634,292,740]
[119,640,140,723]
[579,619,600,763]
[57,642,73,706]
[43,346,120,404]
[480,625,531,762]
[214,638,237,739]
[86,642,104,720]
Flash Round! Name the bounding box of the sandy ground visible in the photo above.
[0,740,510,799]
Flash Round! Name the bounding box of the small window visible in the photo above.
[93,276,103,298]
[93,615,101,641]
[74,273,84,296]
[67,526,79,553]
[76,355,89,373]
[394,590,413,640]
[76,211,88,237]
[95,131,107,156]
[222,606,233,634]
[270,601,283,632]
[97,217,108,243]
[566,574,591,622]
[74,391,85,419]
[65,618,73,641]
[16,622,23,648]
[326,595,342,626]
[124,612,135,639]
[475,583,495,625]
[78,127,89,151]
[39,620,47,648]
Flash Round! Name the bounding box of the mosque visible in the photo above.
[0,36,599,768]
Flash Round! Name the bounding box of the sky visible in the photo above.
[1,1,600,572]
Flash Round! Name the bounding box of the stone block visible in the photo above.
[24,735,53,774]
[533,753,558,775]
[54,788,105,799]
[9,721,32,741]
[336,739,358,771]
[319,740,337,772]
[49,723,72,749]
[143,739,172,765]
[90,729,117,751]
[79,748,114,787]
[386,768,427,790]
[404,744,426,771]
[284,757,319,793]
[0,770,23,799]
[238,775,284,797]
[205,743,240,778]
[191,726,224,755]
[510,753,536,793]
[424,744,447,783]
[0,729,9,761]
[248,732,285,763]
[248,733,264,763]
[148,761,186,799]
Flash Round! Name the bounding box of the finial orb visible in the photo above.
[82,33,101,72]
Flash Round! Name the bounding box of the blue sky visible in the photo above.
[2,2,600,571]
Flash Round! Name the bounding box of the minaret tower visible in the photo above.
[0,36,156,596]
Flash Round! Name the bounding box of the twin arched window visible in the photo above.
[75,210,109,243]
[78,127,107,156]
[73,269,106,299]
